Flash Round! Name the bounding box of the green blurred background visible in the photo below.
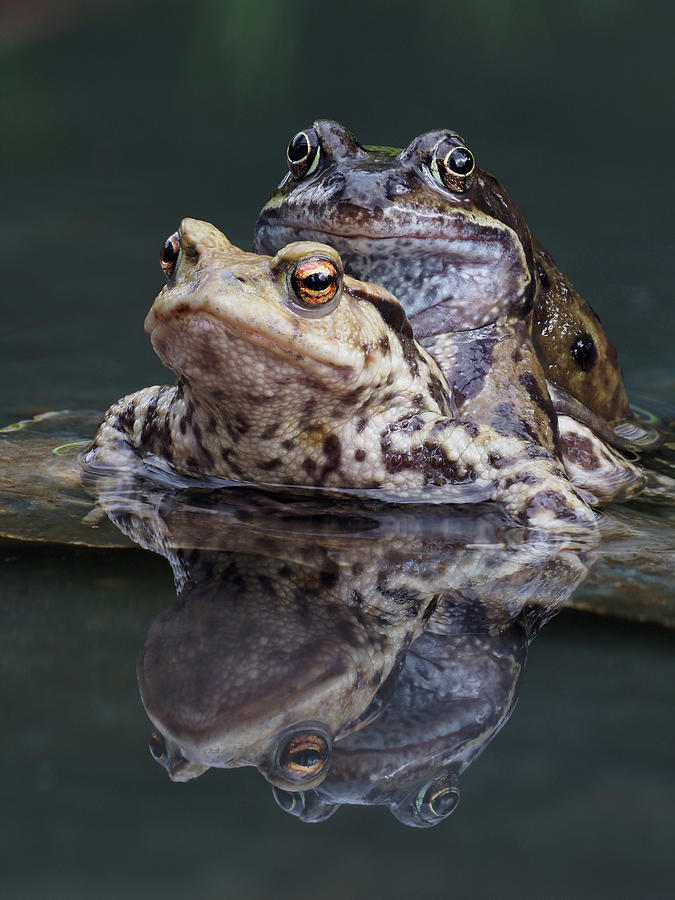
[1,1,674,897]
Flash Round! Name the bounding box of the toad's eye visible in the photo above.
[160,232,180,278]
[290,257,342,312]
[431,139,476,192]
[276,731,331,784]
[286,127,320,179]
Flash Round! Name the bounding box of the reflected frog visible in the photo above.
[83,218,600,529]
[274,617,530,826]
[272,546,588,827]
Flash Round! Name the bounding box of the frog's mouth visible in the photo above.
[256,220,530,335]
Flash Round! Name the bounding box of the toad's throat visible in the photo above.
[150,310,355,382]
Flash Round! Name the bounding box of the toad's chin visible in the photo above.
[148,311,355,399]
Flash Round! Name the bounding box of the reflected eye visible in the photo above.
[276,731,330,784]
[290,257,342,312]
[286,127,320,179]
[148,730,167,762]
[415,773,460,823]
[431,139,476,192]
[272,787,305,813]
[160,232,180,278]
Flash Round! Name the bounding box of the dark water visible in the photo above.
[2,1,674,897]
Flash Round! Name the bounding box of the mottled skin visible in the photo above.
[275,546,590,826]
[254,121,645,501]
[84,218,597,530]
[277,620,529,826]
[138,547,436,788]
[254,120,631,424]
[90,476,594,794]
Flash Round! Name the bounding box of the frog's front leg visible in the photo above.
[81,385,179,474]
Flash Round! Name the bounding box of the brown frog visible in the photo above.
[254,120,632,425]
[254,122,652,504]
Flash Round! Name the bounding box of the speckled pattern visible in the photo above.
[92,480,594,791]
[253,119,642,500]
[83,219,598,530]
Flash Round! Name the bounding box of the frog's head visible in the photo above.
[147,218,450,437]
[255,120,534,336]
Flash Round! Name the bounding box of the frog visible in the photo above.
[253,120,651,503]
[273,548,590,827]
[82,217,600,530]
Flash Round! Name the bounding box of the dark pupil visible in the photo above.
[288,133,310,162]
[273,788,297,812]
[571,333,597,371]
[448,147,473,174]
[148,733,165,760]
[303,271,332,292]
[429,789,458,817]
[162,240,177,264]
[291,748,321,768]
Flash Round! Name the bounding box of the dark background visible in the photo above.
[2,0,673,418]
[1,1,674,897]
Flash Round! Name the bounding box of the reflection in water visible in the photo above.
[274,606,532,827]
[92,472,595,825]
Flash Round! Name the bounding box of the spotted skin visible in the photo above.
[93,478,595,789]
[84,218,597,530]
[253,119,640,498]
[531,239,631,423]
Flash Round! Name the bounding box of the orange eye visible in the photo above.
[277,732,330,783]
[160,232,180,278]
[290,258,341,309]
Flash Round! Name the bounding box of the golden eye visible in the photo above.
[290,257,341,310]
[286,127,321,179]
[431,139,476,192]
[160,232,180,278]
[277,732,330,783]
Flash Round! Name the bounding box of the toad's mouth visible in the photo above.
[147,308,355,382]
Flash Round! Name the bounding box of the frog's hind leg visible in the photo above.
[558,415,646,504]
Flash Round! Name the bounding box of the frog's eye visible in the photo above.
[290,256,342,313]
[160,232,180,279]
[414,773,460,824]
[275,729,331,785]
[286,127,321,179]
[430,139,476,192]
